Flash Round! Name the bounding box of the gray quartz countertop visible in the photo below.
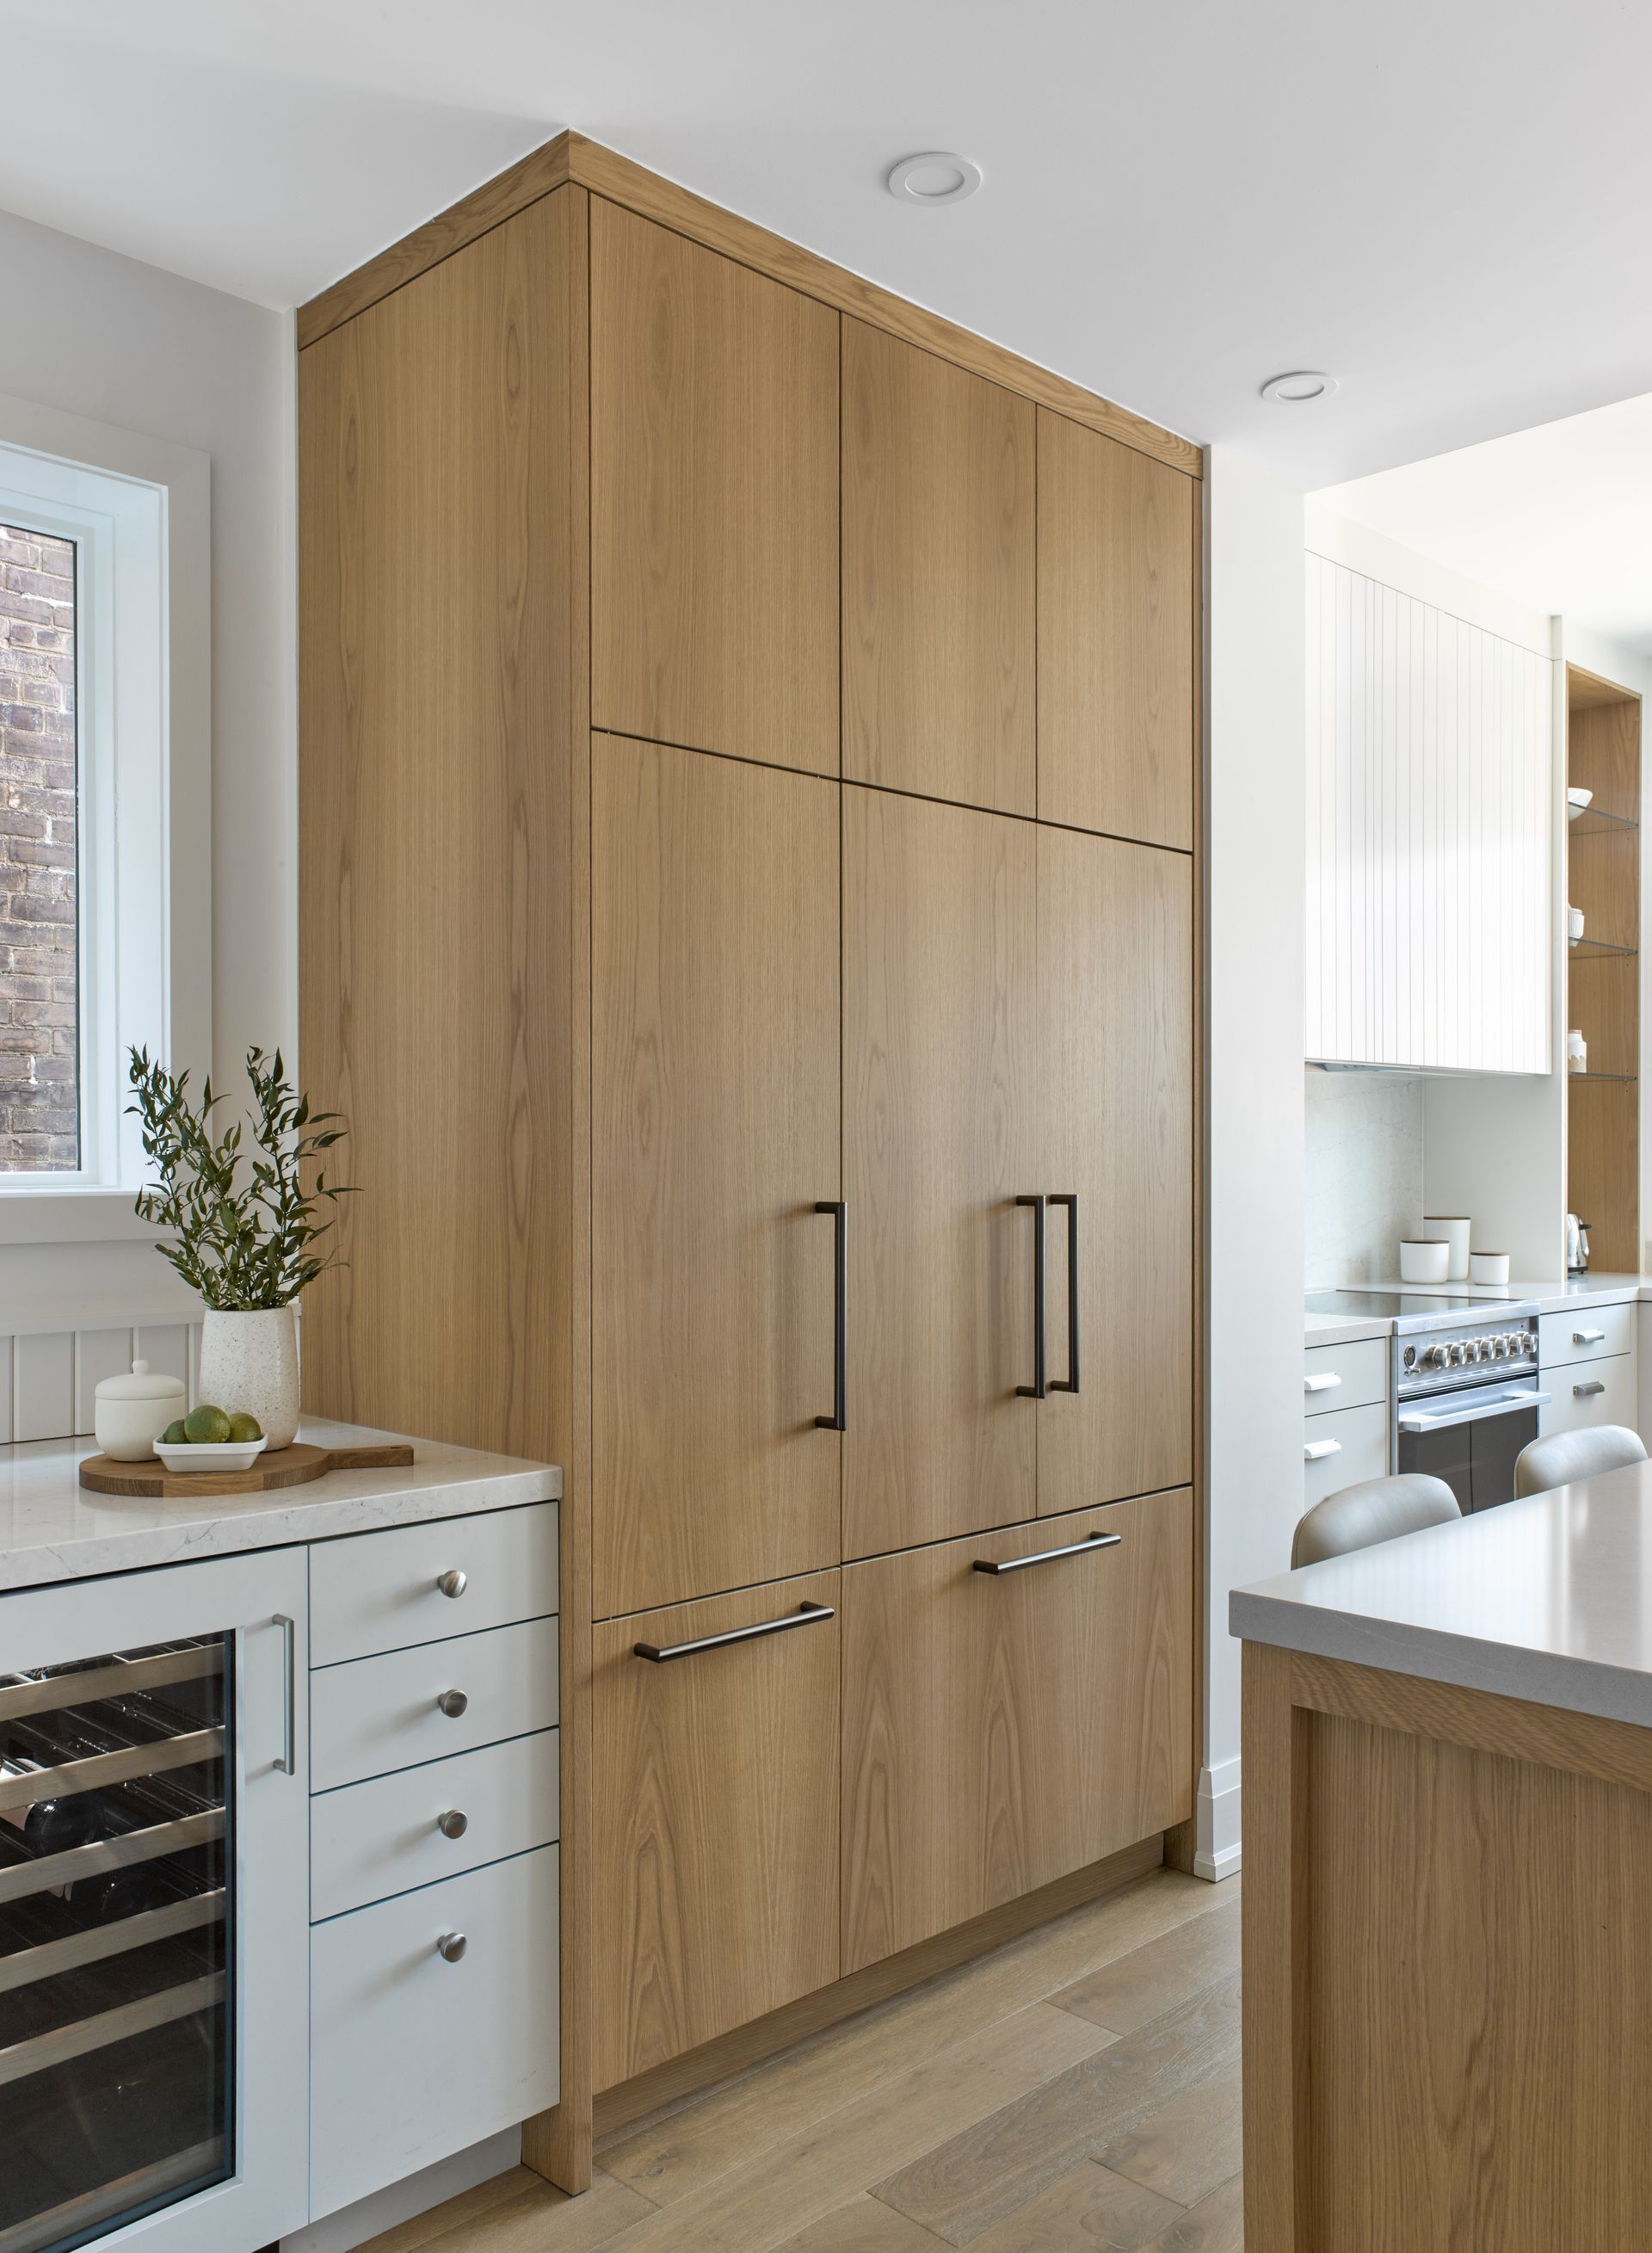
[1232,1457,1652,1729]
[1304,1273,1652,1341]
[0,1418,560,1592]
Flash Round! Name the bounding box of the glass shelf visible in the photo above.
[1568,804,1640,837]
[1569,936,1638,960]
[1569,1071,1638,1083]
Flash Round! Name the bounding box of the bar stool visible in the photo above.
[1513,1424,1647,1498]
[1291,1472,1462,1567]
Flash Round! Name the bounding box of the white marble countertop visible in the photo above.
[1232,1458,1652,1728]
[0,1418,561,1592]
[1304,1273,1652,1341]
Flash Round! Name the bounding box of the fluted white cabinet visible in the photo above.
[1305,553,1553,1071]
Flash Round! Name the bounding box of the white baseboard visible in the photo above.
[280,2128,521,2253]
[1193,1756,1242,1883]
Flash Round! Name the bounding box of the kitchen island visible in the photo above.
[1233,1459,1652,2251]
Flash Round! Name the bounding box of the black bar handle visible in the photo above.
[973,1531,1120,1576]
[634,1600,835,1664]
[1015,1194,1047,1399]
[1049,1193,1080,1394]
[815,1200,847,1430]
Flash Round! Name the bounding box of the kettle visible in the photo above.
[1566,1214,1591,1274]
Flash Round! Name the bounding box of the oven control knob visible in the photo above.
[1422,1344,1450,1367]
[1445,1343,1462,1367]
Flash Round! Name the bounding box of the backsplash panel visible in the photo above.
[6,1321,204,1444]
[1304,1067,1425,1286]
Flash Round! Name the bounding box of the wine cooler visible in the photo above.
[0,1552,308,2253]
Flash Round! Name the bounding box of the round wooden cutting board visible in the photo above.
[77,1441,415,1498]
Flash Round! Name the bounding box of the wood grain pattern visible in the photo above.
[590,200,839,774]
[76,1441,411,1497]
[842,787,1037,1556]
[1566,672,1642,1273]
[1568,1075,1640,1272]
[591,1570,841,2089]
[299,190,574,1477]
[590,734,841,1618]
[1568,684,1642,821]
[1038,412,1197,852]
[1240,1641,1303,2253]
[841,320,1036,814]
[840,1492,1193,1973]
[1038,828,1193,1515]
[1567,951,1637,1075]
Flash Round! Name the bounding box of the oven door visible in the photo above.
[1396,1381,1550,1512]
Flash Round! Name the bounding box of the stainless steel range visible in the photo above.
[1305,1291,1549,1513]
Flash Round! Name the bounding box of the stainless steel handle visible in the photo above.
[1304,1373,1342,1393]
[1575,1380,1607,1398]
[436,1931,467,1963]
[1574,1328,1607,1344]
[972,1531,1121,1575]
[273,1614,297,1775]
[1304,1438,1341,1461]
[437,1809,470,1839]
[437,1688,469,1719]
[634,1601,834,1664]
[1397,1387,1550,1432]
[437,1569,468,1599]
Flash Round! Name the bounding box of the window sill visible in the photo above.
[0,1185,167,1247]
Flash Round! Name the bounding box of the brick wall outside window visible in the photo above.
[0,523,77,1170]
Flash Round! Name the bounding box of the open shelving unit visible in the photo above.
[1566,664,1643,1270]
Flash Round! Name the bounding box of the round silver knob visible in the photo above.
[437,1688,469,1719]
[437,1570,468,1600]
[1449,1343,1465,1367]
[436,1931,467,1963]
[1424,1345,1449,1367]
[437,1809,469,1840]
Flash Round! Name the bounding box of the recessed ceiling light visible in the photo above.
[887,152,983,206]
[1261,370,1339,404]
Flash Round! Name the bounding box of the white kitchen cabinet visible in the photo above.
[1539,1302,1637,1370]
[1539,1349,1637,1437]
[1305,553,1553,1071]
[1304,1336,1388,1416]
[1304,1398,1390,1507]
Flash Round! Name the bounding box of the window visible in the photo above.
[0,398,209,1231]
[0,521,80,1170]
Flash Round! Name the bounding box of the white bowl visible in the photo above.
[155,1437,269,1475]
[1399,1239,1450,1283]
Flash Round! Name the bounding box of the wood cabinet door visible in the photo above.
[842,787,1038,1558]
[592,736,841,1618]
[590,199,839,775]
[593,1571,841,2088]
[1037,825,1193,1515]
[841,1492,1193,1972]
[1037,412,1196,851]
[841,320,1035,814]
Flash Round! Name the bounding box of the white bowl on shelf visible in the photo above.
[1399,1239,1450,1283]
[155,1437,269,1475]
[1568,787,1594,821]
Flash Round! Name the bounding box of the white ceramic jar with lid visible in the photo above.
[94,1359,188,1462]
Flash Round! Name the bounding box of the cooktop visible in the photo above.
[1304,1289,1487,1318]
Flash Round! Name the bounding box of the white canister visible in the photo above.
[1423,1215,1471,1281]
[1568,1028,1587,1076]
[1470,1251,1511,1287]
[1569,904,1586,944]
[1399,1239,1450,1284]
[94,1359,187,1462]
[197,1306,300,1449]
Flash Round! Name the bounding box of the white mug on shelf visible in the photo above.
[1569,904,1586,943]
[1399,1239,1450,1284]
[1470,1251,1511,1287]
[1568,1028,1587,1076]
[1423,1215,1471,1281]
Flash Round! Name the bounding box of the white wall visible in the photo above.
[0,207,293,1322]
[1202,446,1305,1880]
[1304,1068,1424,1284]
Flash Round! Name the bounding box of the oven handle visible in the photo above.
[1397,1388,1550,1433]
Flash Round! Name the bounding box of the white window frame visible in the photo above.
[0,392,209,1241]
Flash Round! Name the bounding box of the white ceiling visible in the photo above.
[1319,393,1652,655]
[10,0,1652,485]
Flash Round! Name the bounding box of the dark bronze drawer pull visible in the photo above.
[973,1531,1121,1576]
[815,1201,848,1431]
[1015,1194,1047,1398]
[1049,1193,1080,1394]
[634,1600,835,1664]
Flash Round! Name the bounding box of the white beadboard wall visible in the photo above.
[3,1319,205,1444]
[1305,552,1554,1072]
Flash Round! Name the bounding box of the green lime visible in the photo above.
[227,1411,263,1443]
[184,1404,231,1445]
[161,1419,188,1446]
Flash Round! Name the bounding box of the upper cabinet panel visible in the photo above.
[1305,555,1554,1073]
[841,322,1036,815]
[590,201,840,774]
[1037,414,1197,851]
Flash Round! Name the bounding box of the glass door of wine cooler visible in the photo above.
[0,1550,308,2253]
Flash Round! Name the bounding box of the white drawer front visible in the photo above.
[1304,1337,1388,1416]
[311,1617,559,1792]
[310,1501,558,1666]
[311,1729,560,1923]
[1303,1398,1388,1509]
[310,1845,560,2219]
[1539,1303,1637,1372]
[1538,1352,1637,1439]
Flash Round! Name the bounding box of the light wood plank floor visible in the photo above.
[360,1869,1242,2253]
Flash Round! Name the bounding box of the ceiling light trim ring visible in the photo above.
[887,152,983,206]
[1261,370,1340,404]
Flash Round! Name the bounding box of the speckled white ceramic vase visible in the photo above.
[197,1306,300,1449]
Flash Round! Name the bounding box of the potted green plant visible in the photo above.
[126,1046,354,1448]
